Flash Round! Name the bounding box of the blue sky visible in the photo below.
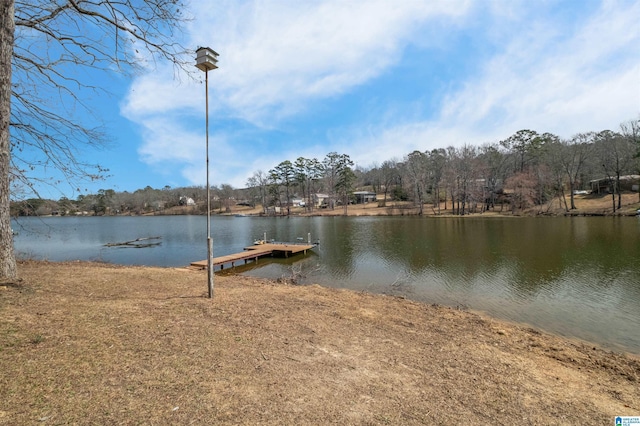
[24,0,640,198]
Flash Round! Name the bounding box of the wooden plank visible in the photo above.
[190,243,316,269]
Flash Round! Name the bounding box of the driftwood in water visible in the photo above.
[104,236,162,248]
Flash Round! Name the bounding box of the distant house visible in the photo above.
[589,175,640,194]
[353,191,377,204]
[313,193,329,208]
[179,196,196,206]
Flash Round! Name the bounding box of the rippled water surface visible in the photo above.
[12,215,640,353]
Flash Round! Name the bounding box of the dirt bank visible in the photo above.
[1,261,638,424]
[215,192,640,218]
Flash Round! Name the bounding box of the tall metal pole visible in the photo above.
[206,68,214,298]
[194,47,218,299]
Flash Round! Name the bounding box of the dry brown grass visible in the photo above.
[1,261,639,425]
[530,193,640,216]
[218,192,640,218]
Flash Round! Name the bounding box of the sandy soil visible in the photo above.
[1,261,638,425]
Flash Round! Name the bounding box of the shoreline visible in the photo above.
[1,260,638,424]
[16,192,640,219]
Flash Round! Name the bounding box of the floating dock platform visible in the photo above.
[190,243,316,270]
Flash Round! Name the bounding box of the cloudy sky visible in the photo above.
[33,0,640,196]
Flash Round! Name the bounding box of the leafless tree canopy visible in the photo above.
[11,0,191,195]
[2,0,191,279]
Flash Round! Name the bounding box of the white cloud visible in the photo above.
[122,0,474,186]
[345,0,640,165]
[122,71,200,119]
[187,0,472,124]
[120,0,640,189]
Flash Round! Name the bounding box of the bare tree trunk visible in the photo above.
[604,173,616,212]
[568,180,577,210]
[443,188,447,211]
[616,172,622,210]
[560,187,569,212]
[0,0,17,279]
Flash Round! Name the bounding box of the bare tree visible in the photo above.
[217,184,235,213]
[1,0,190,278]
[404,151,428,215]
[543,140,569,212]
[443,145,478,215]
[477,143,508,212]
[379,159,399,207]
[247,170,269,213]
[426,149,446,214]
[322,152,353,210]
[620,117,640,202]
[595,130,636,211]
[1,0,17,279]
[559,133,595,210]
[505,171,537,213]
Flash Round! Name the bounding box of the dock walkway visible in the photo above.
[190,243,316,270]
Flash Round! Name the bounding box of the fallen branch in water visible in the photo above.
[104,236,162,248]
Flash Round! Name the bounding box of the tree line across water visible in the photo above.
[251,122,640,216]
[12,119,640,217]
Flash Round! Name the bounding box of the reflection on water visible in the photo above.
[12,215,640,353]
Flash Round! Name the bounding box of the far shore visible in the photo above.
[17,192,639,219]
[165,192,640,218]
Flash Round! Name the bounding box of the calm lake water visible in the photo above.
[11,215,640,354]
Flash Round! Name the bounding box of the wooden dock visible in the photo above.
[190,243,316,270]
